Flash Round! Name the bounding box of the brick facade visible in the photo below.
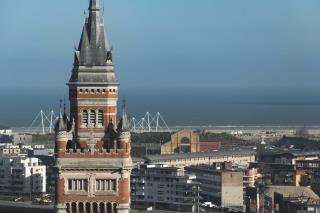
[54,1,132,213]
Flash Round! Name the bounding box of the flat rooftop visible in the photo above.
[144,149,256,161]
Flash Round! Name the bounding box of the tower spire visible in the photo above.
[56,0,131,212]
[89,0,100,11]
[77,0,110,66]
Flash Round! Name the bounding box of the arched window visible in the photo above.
[71,202,77,213]
[89,110,96,126]
[66,203,71,213]
[180,137,191,144]
[113,203,117,213]
[79,202,84,213]
[86,203,91,213]
[107,203,112,213]
[98,110,103,127]
[92,203,98,213]
[99,203,105,213]
[82,110,88,127]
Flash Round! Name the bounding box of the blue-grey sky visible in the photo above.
[1,0,320,92]
[2,1,320,127]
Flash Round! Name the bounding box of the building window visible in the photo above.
[82,110,88,127]
[95,179,116,191]
[89,110,96,126]
[97,110,103,127]
[68,179,88,191]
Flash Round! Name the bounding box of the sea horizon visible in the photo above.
[1,87,320,128]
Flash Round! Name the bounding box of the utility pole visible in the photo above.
[197,185,200,213]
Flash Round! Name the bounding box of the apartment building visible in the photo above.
[0,156,46,196]
[131,164,200,212]
[185,162,243,209]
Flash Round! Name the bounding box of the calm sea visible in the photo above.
[1,88,320,127]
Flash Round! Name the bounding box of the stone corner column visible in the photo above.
[55,203,67,213]
[116,203,130,213]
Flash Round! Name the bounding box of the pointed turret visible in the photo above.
[55,100,67,133]
[61,98,72,131]
[55,115,67,133]
[104,116,117,149]
[62,98,67,123]
[54,101,69,159]
[117,99,130,132]
[106,117,116,135]
[117,100,131,152]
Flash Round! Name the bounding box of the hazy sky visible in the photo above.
[0,0,320,92]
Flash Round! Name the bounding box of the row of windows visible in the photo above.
[79,88,117,95]
[96,179,116,191]
[297,162,320,168]
[66,202,117,213]
[68,179,88,191]
[82,110,103,127]
[68,179,116,192]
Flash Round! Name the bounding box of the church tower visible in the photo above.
[55,0,132,212]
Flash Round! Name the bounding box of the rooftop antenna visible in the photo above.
[63,96,66,114]
[83,9,87,23]
[103,0,105,16]
[59,98,63,116]
[122,97,127,108]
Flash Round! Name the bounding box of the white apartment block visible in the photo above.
[0,156,46,196]
[0,128,12,136]
[131,164,200,212]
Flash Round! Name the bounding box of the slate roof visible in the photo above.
[78,0,109,66]
[69,0,118,85]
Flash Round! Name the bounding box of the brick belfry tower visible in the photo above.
[54,0,132,213]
